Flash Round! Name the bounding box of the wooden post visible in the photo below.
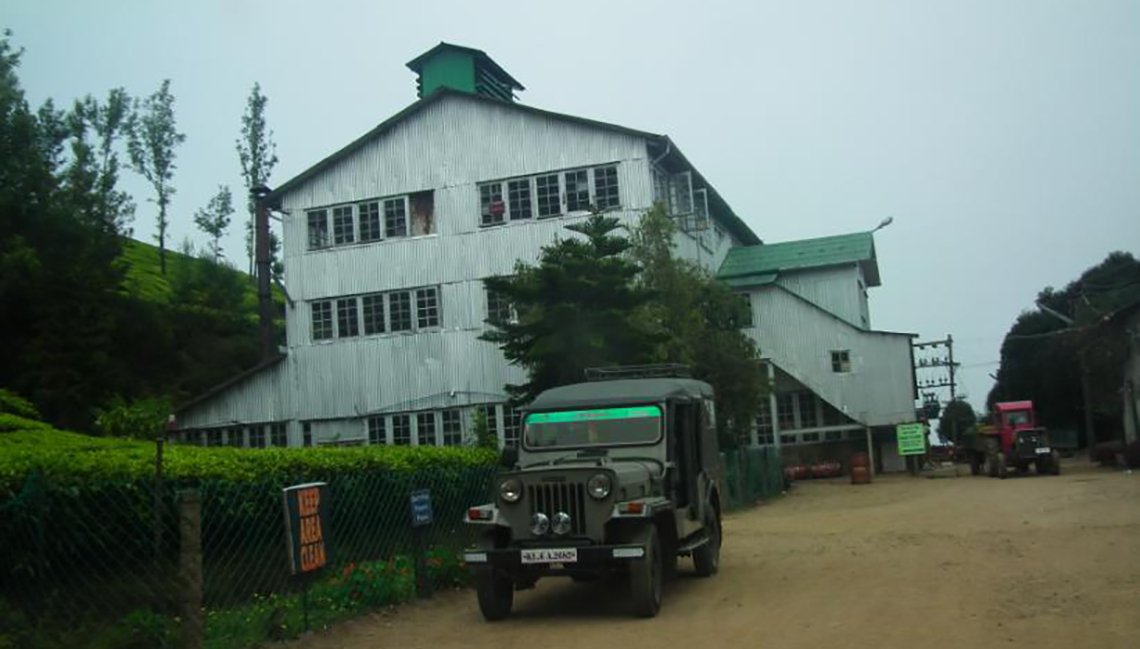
[865,426,875,478]
[154,437,165,559]
[179,490,203,649]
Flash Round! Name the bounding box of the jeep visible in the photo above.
[464,366,724,620]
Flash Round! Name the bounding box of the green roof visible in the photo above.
[717,232,880,286]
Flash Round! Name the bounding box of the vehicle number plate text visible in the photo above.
[1035,447,1051,454]
[521,548,578,564]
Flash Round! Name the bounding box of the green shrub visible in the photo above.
[95,395,173,439]
[0,390,39,420]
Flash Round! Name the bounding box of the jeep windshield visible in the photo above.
[523,406,662,450]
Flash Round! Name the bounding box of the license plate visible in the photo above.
[1035,447,1051,454]
[521,548,578,564]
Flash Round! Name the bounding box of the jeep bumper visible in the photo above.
[464,543,647,571]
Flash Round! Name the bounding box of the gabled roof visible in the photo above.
[406,42,525,91]
[717,231,880,286]
[265,88,759,246]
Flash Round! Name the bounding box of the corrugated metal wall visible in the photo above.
[774,265,866,329]
[747,286,915,427]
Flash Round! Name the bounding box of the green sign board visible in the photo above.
[526,407,661,425]
[896,423,927,456]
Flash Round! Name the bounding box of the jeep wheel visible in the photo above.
[693,507,721,577]
[475,567,513,621]
[630,525,662,618]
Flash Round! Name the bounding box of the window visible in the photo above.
[184,430,201,446]
[564,169,590,212]
[416,287,440,329]
[312,300,333,340]
[368,416,386,445]
[536,174,560,217]
[307,209,329,249]
[825,430,844,442]
[249,425,266,448]
[798,392,818,428]
[755,400,772,434]
[384,197,408,237]
[777,393,796,430]
[831,350,851,373]
[271,422,287,447]
[442,410,463,446]
[337,298,359,338]
[479,404,499,446]
[801,432,820,443]
[480,182,505,226]
[359,201,382,242]
[302,422,313,447]
[780,433,797,446]
[207,429,223,447]
[332,206,354,245]
[757,433,774,446]
[389,291,412,332]
[417,412,437,446]
[507,179,533,220]
[593,166,620,210]
[486,285,513,325]
[362,294,385,335]
[502,405,522,448]
[227,427,244,447]
[392,414,411,446]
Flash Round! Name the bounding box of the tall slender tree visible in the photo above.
[66,88,135,235]
[236,83,278,276]
[129,79,185,274]
[193,185,234,262]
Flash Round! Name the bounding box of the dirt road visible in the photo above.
[292,462,1140,649]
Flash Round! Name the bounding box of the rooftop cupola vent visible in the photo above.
[406,42,525,102]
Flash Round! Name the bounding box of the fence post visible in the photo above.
[179,489,203,649]
[154,437,165,559]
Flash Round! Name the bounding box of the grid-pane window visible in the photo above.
[486,285,512,325]
[337,298,359,338]
[831,350,851,373]
[227,427,244,447]
[502,405,522,448]
[564,169,590,212]
[362,294,385,335]
[307,209,329,249]
[416,412,437,446]
[756,400,772,434]
[758,433,774,446]
[384,198,408,238]
[593,166,620,210]
[480,405,499,446]
[249,425,265,448]
[359,201,382,242]
[442,410,462,446]
[368,416,386,445]
[802,432,820,443]
[302,422,313,447]
[780,433,797,445]
[416,287,440,329]
[777,393,796,430]
[389,291,412,332]
[392,415,411,446]
[798,392,818,428]
[536,174,560,217]
[480,183,505,226]
[312,300,333,340]
[332,206,354,245]
[507,179,532,220]
[207,429,223,447]
[825,430,844,442]
[271,423,287,447]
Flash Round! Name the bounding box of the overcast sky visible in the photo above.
[7,0,1140,412]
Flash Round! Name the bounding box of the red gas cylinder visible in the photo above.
[851,465,871,484]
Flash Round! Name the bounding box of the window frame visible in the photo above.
[416,412,437,446]
[307,209,330,250]
[392,414,411,446]
[416,287,441,330]
[367,416,387,445]
[384,196,409,238]
[442,410,463,446]
[831,350,851,373]
[311,300,334,341]
[332,205,355,245]
[478,164,622,226]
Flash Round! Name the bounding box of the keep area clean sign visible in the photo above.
[283,482,330,574]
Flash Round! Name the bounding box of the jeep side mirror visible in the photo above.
[499,446,519,469]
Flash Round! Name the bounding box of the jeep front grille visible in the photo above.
[528,482,587,536]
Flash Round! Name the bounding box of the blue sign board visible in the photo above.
[409,489,433,527]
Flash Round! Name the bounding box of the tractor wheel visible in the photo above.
[985,453,998,478]
[629,525,663,618]
[996,454,1007,480]
[1050,451,1062,475]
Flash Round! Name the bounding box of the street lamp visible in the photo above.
[871,216,894,233]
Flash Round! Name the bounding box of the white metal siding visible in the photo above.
[775,266,865,329]
[748,286,915,427]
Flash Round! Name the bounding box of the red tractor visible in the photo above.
[961,401,1061,478]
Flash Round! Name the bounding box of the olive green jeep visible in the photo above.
[464,366,724,620]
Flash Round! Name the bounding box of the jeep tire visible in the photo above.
[475,567,513,621]
[630,525,663,618]
[693,506,721,577]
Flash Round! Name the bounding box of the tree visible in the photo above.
[193,185,234,262]
[482,213,659,403]
[66,88,135,235]
[236,83,279,277]
[631,205,766,447]
[129,79,185,275]
[936,398,977,445]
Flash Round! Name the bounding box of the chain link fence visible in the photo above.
[721,447,785,509]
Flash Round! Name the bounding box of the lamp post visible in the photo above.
[871,216,894,233]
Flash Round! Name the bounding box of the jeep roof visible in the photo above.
[524,378,714,412]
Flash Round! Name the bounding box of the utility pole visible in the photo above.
[913,335,960,443]
[948,334,957,443]
[252,185,274,360]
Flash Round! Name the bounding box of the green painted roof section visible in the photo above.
[722,273,778,289]
[717,232,880,286]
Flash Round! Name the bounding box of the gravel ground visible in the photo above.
[289,459,1140,649]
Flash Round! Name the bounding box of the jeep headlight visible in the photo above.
[587,473,612,500]
[499,477,523,503]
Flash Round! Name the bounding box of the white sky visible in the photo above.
[7,0,1140,411]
